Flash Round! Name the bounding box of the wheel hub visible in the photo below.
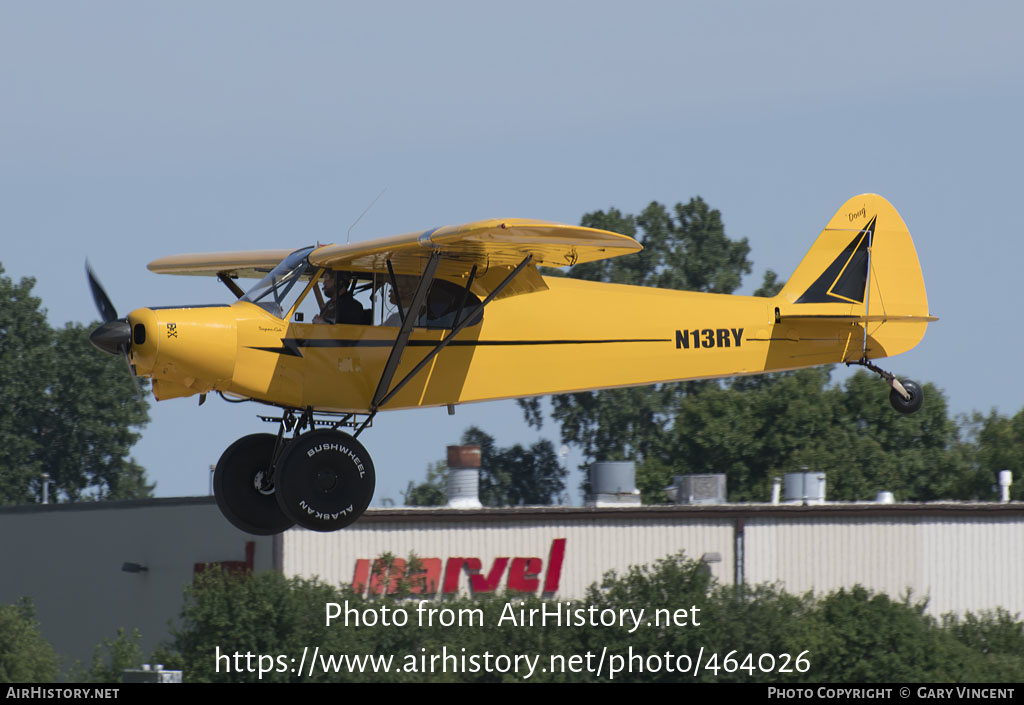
[315,468,338,492]
[253,470,275,496]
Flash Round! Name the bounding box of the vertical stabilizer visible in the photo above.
[775,194,933,359]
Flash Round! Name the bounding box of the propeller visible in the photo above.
[87,262,119,325]
[86,262,140,392]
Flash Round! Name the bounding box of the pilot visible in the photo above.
[314,271,364,324]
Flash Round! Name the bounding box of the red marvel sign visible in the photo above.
[352,538,567,596]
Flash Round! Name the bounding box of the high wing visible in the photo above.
[148,249,297,280]
[147,219,641,301]
[310,219,639,299]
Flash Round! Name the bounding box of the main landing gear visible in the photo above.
[847,358,924,415]
[213,409,376,534]
[212,252,532,534]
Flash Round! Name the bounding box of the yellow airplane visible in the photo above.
[88,193,934,534]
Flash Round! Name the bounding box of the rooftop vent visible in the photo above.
[446,444,482,509]
[783,470,826,505]
[585,461,641,507]
[669,474,727,504]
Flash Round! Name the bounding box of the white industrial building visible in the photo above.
[1,497,1022,667]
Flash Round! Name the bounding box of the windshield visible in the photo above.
[240,246,315,318]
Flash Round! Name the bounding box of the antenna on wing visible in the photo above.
[347,187,388,245]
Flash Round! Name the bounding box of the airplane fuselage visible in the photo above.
[127,274,926,413]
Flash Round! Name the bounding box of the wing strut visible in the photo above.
[353,254,531,438]
[451,264,478,333]
[217,271,245,299]
[371,251,442,409]
[374,255,532,412]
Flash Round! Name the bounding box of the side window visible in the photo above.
[293,272,482,328]
[422,279,482,329]
[378,276,482,329]
[297,271,374,325]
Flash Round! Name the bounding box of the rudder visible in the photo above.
[775,194,933,360]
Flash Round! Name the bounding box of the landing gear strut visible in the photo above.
[211,251,529,534]
[212,409,377,534]
[847,357,924,414]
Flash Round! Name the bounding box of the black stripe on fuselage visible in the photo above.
[246,337,670,357]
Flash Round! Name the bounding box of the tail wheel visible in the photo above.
[214,433,295,535]
[274,429,375,532]
[889,379,924,414]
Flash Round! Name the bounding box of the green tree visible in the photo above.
[75,628,146,683]
[649,367,839,501]
[968,408,1024,501]
[404,428,568,507]
[462,426,566,506]
[161,553,1024,683]
[402,460,447,506]
[0,269,55,504]
[0,598,59,683]
[797,372,982,501]
[650,368,979,502]
[0,266,152,504]
[519,195,986,503]
[810,587,989,682]
[942,609,1024,681]
[162,570,342,683]
[519,197,755,471]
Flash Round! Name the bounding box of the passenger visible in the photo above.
[383,275,422,327]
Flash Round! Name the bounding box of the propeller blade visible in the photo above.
[86,261,118,323]
[85,262,145,397]
[120,352,143,396]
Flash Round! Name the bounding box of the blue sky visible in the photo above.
[2,2,1022,503]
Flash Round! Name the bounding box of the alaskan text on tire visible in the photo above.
[274,429,376,531]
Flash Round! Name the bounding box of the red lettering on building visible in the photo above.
[407,557,442,594]
[468,557,509,593]
[351,538,567,596]
[444,558,475,593]
[194,541,254,576]
[353,556,443,595]
[507,557,542,592]
[543,537,567,595]
[369,557,406,595]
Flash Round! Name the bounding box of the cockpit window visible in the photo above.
[240,246,316,318]
[420,279,482,329]
[241,252,485,328]
[378,277,482,328]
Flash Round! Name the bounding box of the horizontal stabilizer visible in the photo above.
[779,314,939,323]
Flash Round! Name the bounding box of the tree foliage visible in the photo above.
[516,197,1014,503]
[402,461,447,507]
[158,553,1024,683]
[0,266,151,504]
[155,570,341,682]
[69,627,146,683]
[404,427,567,507]
[569,198,751,291]
[967,408,1024,501]
[0,598,60,683]
[519,196,755,471]
[462,426,566,506]
[652,368,983,502]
